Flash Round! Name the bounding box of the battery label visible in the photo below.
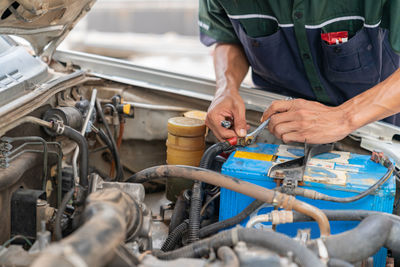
[234,151,277,162]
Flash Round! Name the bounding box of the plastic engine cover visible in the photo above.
[220,143,395,267]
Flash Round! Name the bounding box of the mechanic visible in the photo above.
[199,1,400,144]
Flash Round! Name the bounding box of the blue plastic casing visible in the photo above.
[220,143,395,267]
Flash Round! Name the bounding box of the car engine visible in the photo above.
[1,11,400,266]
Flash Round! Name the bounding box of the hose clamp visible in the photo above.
[54,121,65,135]
[316,238,329,264]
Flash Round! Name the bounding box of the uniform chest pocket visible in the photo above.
[321,27,379,85]
[235,21,306,90]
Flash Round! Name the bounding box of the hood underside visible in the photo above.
[0,0,95,59]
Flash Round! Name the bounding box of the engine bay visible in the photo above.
[0,45,400,267]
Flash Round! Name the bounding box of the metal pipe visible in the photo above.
[119,101,191,112]
[72,89,97,182]
[128,165,331,237]
[4,137,48,189]
[246,214,272,228]
[7,147,62,206]
[0,116,53,137]
[246,210,293,228]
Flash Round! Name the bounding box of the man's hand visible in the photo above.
[206,90,248,141]
[207,43,250,141]
[261,99,353,144]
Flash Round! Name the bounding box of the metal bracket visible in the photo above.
[269,143,334,190]
[11,188,46,240]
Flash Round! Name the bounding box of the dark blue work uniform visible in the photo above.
[199,0,400,125]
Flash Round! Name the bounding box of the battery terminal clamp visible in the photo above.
[269,143,335,193]
[226,119,270,147]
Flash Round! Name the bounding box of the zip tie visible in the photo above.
[231,227,239,245]
[316,238,329,264]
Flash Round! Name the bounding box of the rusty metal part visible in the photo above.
[128,165,331,237]
[269,143,335,192]
[0,152,51,243]
[0,152,42,191]
[32,188,143,267]
[1,116,53,137]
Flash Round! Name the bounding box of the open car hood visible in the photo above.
[0,0,95,60]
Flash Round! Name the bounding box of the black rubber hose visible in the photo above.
[62,126,89,187]
[161,199,263,250]
[96,99,123,182]
[307,215,400,263]
[188,142,232,243]
[188,180,202,243]
[54,188,74,241]
[161,220,189,252]
[155,228,324,267]
[200,142,232,170]
[169,195,188,234]
[96,128,122,181]
[199,199,263,238]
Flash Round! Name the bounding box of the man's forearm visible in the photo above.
[342,68,400,130]
[205,43,250,140]
[213,43,249,95]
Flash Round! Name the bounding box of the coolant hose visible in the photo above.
[155,228,324,267]
[32,188,142,267]
[188,142,232,243]
[307,214,400,262]
[127,165,331,236]
[61,126,89,187]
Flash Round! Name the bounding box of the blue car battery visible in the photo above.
[220,143,395,267]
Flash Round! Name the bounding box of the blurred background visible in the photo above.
[60,0,215,79]
[60,0,253,84]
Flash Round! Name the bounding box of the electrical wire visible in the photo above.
[200,191,220,216]
[293,161,394,203]
[96,99,124,181]
[0,235,32,250]
[54,188,74,241]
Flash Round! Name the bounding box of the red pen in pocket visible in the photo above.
[321,31,348,45]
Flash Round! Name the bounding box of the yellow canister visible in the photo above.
[166,117,206,201]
